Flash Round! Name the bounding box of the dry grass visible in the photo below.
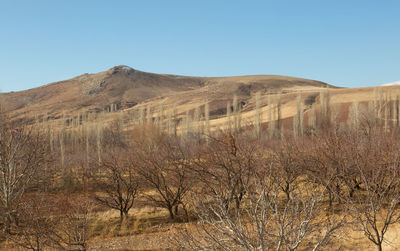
[87,206,182,251]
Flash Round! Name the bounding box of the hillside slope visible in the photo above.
[0,65,331,124]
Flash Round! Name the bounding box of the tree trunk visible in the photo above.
[119,210,124,222]
[123,210,129,220]
[284,182,290,202]
[168,207,175,219]
[3,214,12,234]
[235,197,241,210]
[328,190,333,208]
[181,203,189,222]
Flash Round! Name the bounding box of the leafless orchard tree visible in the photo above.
[177,161,346,250]
[93,147,139,222]
[7,193,93,251]
[192,134,258,214]
[135,135,193,220]
[270,138,304,202]
[344,132,400,251]
[6,195,64,251]
[303,131,357,207]
[57,195,94,251]
[0,114,51,233]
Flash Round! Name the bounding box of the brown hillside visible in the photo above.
[0,65,332,125]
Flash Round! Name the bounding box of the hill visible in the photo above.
[0,65,332,126]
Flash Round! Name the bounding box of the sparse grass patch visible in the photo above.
[90,206,173,239]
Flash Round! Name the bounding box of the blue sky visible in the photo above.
[0,0,399,92]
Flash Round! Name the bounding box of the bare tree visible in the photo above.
[271,138,303,202]
[93,148,139,222]
[135,136,192,220]
[254,92,262,138]
[57,195,93,251]
[8,193,94,251]
[0,115,51,233]
[344,132,400,251]
[193,134,258,213]
[177,161,345,250]
[304,131,354,207]
[6,194,64,251]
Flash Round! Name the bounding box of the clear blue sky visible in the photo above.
[1,0,399,92]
